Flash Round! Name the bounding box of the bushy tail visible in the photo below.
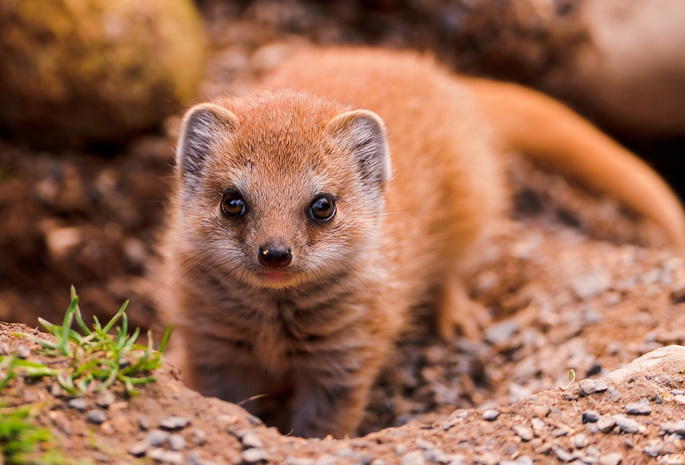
[465,78,685,250]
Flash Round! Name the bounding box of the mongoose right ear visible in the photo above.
[176,103,239,185]
[325,110,391,190]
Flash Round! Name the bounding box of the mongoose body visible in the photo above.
[159,48,685,438]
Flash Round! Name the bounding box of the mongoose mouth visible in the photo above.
[254,270,298,286]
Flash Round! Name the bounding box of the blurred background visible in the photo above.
[1,0,684,331]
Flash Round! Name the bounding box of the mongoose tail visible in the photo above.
[466,78,685,250]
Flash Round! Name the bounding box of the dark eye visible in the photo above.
[220,190,246,217]
[309,194,336,221]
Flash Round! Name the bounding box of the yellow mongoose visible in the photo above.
[159,48,685,438]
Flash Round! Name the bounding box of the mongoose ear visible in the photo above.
[176,103,239,184]
[325,110,391,189]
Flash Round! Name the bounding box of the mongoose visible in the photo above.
[158,48,685,438]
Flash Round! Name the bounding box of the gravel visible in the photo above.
[159,416,190,431]
[85,409,108,425]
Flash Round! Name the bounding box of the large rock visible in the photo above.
[0,0,206,148]
[541,0,685,138]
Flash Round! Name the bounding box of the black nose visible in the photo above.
[258,243,292,268]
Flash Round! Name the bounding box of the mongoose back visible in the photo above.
[159,48,685,438]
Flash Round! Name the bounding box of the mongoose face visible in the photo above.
[174,91,391,290]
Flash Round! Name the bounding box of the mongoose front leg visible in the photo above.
[436,271,491,342]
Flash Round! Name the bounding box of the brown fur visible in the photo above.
[157,48,685,438]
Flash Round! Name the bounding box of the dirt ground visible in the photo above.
[2,1,685,463]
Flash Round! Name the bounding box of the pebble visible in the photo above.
[579,379,609,396]
[501,457,533,465]
[159,416,190,431]
[16,345,30,359]
[0,342,10,355]
[608,388,622,402]
[395,444,407,455]
[95,389,116,408]
[674,395,685,405]
[625,398,651,415]
[241,448,268,464]
[190,429,207,445]
[129,441,149,457]
[582,410,601,423]
[612,415,640,434]
[147,448,184,464]
[483,319,519,346]
[597,417,616,434]
[552,445,574,462]
[513,424,534,441]
[241,433,264,449]
[598,452,622,465]
[530,417,546,434]
[67,397,88,411]
[574,433,589,449]
[481,409,500,421]
[661,421,685,435]
[147,429,170,447]
[85,409,108,425]
[401,451,425,465]
[643,441,662,457]
[138,414,152,431]
[168,434,186,451]
[572,270,611,300]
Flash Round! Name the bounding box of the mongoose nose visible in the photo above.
[258,244,292,268]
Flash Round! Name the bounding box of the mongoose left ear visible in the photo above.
[176,103,239,187]
[325,110,391,189]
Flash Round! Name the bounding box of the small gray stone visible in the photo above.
[661,420,685,435]
[241,448,268,464]
[147,429,170,447]
[572,270,611,300]
[626,398,651,416]
[598,452,622,465]
[597,417,616,433]
[332,447,355,458]
[190,428,207,445]
[160,416,190,431]
[552,428,568,437]
[481,409,500,421]
[574,433,589,449]
[553,445,574,462]
[128,441,149,457]
[168,434,185,451]
[643,441,662,457]
[138,414,152,431]
[483,319,519,346]
[85,409,107,425]
[512,424,534,442]
[95,389,116,408]
[582,410,601,423]
[530,417,546,433]
[401,451,425,465]
[395,444,407,455]
[16,345,30,359]
[608,388,622,402]
[241,433,264,449]
[579,379,609,396]
[613,415,640,434]
[501,457,533,465]
[67,397,88,411]
[0,342,10,356]
[147,448,184,464]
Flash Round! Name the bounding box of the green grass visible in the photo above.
[16,286,172,396]
[0,287,169,464]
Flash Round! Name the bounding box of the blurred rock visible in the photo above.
[540,0,685,138]
[0,0,207,148]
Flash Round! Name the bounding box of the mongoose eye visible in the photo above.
[220,190,246,217]
[309,194,336,221]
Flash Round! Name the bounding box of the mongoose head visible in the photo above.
[174,91,391,290]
